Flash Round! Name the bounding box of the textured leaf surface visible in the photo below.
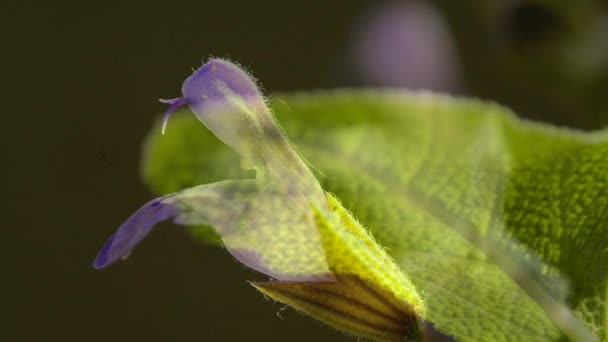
[142,90,608,341]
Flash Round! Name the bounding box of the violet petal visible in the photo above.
[93,197,177,269]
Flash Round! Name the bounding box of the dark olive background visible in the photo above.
[3,0,607,341]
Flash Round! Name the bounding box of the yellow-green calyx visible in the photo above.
[253,193,425,341]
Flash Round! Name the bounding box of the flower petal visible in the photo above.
[94,180,334,281]
[93,197,177,269]
[169,181,334,281]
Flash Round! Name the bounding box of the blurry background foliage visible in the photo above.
[3,0,607,341]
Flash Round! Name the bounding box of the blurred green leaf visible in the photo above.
[142,90,607,341]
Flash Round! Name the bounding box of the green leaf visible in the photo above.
[142,90,607,341]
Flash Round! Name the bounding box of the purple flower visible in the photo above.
[94,60,429,340]
[93,59,331,282]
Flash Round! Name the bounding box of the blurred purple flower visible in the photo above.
[351,1,462,92]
